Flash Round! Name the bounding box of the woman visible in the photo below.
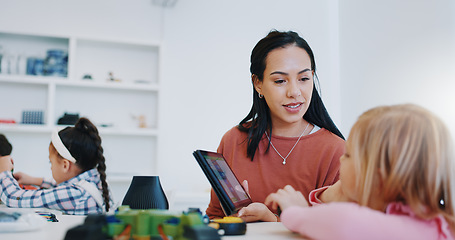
[205,30,345,222]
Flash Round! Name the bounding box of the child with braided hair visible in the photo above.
[0,117,112,215]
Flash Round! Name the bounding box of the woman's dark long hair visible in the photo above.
[238,30,344,161]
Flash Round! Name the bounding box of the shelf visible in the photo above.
[0,30,160,200]
[0,74,65,85]
[0,124,158,137]
[0,124,51,133]
[0,75,159,91]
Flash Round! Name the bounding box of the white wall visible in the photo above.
[0,0,163,41]
[158,0,341,196]
[338,0,455,136]
[3,0,454,210]
[0,0,341,209]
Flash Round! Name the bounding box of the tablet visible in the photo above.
[193,150,252,216]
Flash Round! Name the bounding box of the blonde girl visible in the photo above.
[265,104,455,239]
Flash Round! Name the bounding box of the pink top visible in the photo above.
[280,188,454,240]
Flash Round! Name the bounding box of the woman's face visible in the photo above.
[254,45,314,129]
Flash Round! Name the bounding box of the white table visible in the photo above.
[0,214,85,240]
[223,222,305,239]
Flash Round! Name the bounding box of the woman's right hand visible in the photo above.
[13,172,43,186]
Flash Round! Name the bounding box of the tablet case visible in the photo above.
[193,150,252,216]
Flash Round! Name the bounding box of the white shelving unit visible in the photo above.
[0,31,160,202]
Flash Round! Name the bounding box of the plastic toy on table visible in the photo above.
[64,206,244,240]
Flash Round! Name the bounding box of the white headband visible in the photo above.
[51,130,76,163]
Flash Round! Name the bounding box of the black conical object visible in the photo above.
[122,176,169,210]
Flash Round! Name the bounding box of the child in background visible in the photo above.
[0,134,13,203]
[265,104,455,239]
[0,133,13,164]
[0,118,112,215]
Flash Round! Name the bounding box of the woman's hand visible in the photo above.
[236,180,278,222]
[13,172,43,186]
[237,202,278,222]
[264,185,309,212]
[0,155,13,172]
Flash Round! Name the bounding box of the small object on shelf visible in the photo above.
[43,49,67,77]
[21,110,44,125]
[0,119,16,124]
[26,57,45,76]
[107,71,121,82]
[132,114,147,128]
[57,112,79,125]
[16,54,27,75]
[82,74,93,80]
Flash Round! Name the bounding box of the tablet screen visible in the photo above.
[194,150,252,216]
[205,153,250,204]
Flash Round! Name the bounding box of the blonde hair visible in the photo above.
[349,104,455,228]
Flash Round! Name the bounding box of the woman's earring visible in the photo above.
[258,93,263,98]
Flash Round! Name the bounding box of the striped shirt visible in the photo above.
[0,169,106,215]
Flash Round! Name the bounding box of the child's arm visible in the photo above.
[280,202,445,240]
[12,172,44,186]
[264,185,309,212]
[0,171,83,213]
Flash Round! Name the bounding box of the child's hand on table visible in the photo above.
[13,172,43,186]
[265,185,309,212]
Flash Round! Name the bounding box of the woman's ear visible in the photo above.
[252,74,263,95]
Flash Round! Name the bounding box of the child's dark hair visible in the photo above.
[58,117,110,212]
[0,134,12,156]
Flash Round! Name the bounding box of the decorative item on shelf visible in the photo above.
[15,54,27,75]
[57,112,80,125]
[43,49,67,77]
[131,114,147,128]
[0,53,13,74]
[26,57,45,76]
[107,71,121,82]
[98,123,113,128]
[122,176,169,210]
[0,119,16,124]
[82,74,93,80]
[21,110,44,125]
